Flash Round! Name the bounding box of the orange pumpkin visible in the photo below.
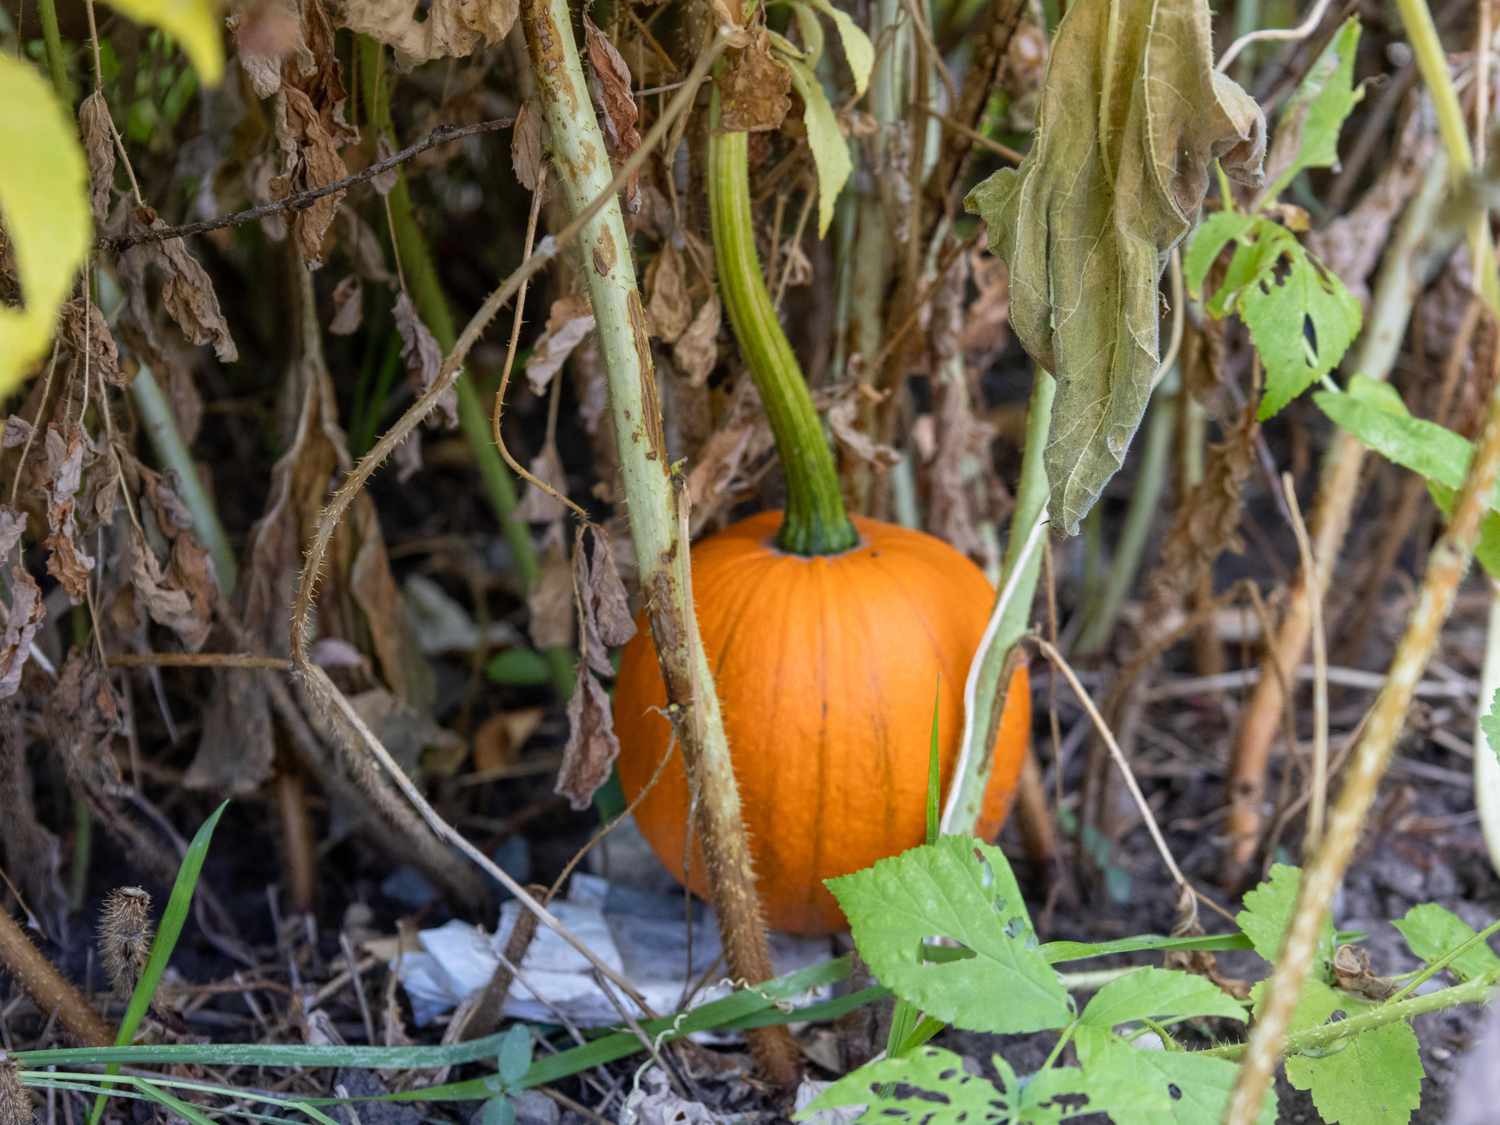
[613,510,1032,935]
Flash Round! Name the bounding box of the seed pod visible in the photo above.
[100,887,153,998]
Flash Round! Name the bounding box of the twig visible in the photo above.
[0,908,113,1048]
[914,104,1025,165]
[1216,0,1337,73]
[97,119,515,251]
[1280,474,1328,851]
[105,653,291,670]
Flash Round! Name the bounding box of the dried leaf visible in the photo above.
[525,295,596,395]
[0,509,44,699]
[527,529,574,651]
[340,208,393,282]
[78,91,116,226]
[644,242,692,343]
[511,100,545,193]
[393,292,457,427]
[515,444,569,524]
[580,526,635,649]
[584,17,641,207]
[556,666,620,810]
[827,395,899,467]
[124,525,211,651]
[60,297,122,386]
[272,86,352,266]
[128,469,218,650]
[120,208,238,362]
[671,295,721,387]
[330,0,519,67]
[42,425,94,602]
[233,0,307,98]
[329,275,363,335]
[965,0,1265,533]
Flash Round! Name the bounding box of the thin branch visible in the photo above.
[98,119,515,251]
[1280,473,1328,851]
[1216,0,1337,73]
[105,653,291,670]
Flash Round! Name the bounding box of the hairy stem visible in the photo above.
[708,115,857,556]
[0,908,113,1048]
[518,5,798,1085]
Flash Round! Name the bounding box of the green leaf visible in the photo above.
[784,56,851,239]
[825,837,1072,1034]
[90,801,230,1125]
[485,648,554,686]
[803,0,873,96]
[1314,378,1475,494]
[798,1047,1095,1123]
[1182,211,1258,303]
[1077,967,1246,1031]
[0,55,92,399]
[1482,689,1500,767]
[102,0,225,84]
[1236,864,1336,970]
[964,0,1263,534]
[496,1026,533,1086]
[1275,981,1423,1125]
[479,1097,516,1125]
[1259,19,1362,205]
[1076,1028,1277,1125]
[1393,904,1500,983]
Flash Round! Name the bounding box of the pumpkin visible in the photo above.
[613,509,1032,935]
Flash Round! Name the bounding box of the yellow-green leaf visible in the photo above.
[804,0,873,97]
[785,57,851,239]
[104,0,225,85]
[0,56,92,398]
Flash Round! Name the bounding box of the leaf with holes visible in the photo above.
[1076,1027,1277,1125]
[825,837,1072,1034]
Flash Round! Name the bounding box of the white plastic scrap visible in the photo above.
[395,874,833,1027]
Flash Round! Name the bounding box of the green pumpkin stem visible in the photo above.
[708,94,859,556]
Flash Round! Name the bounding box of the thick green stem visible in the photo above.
[707,111,857,556]
[37,0,74,108]
[941,369,1054,834]
[359,36,572,698]
[519,6,797,1086]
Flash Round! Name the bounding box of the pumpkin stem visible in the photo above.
[708,95,860,556]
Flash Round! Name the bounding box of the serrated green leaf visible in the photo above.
[803,0,872,96]
[798,1047,1095,1123]
[964,0,1263,534]
[1236,864,1336,970]
[1275,981,1423,1125]
[1314,379,1476,495]
[0,55,92,399]
[1242,241,1361,418]
[1393,904,1500,982]
[1259,19,1362,205]
[1078,967,1246,1031]
[1183,211,1258,301]
[1075,1028,1277,1125]
[103,0,224,84]
[784,57,851,238]
[825,837,1072,1034]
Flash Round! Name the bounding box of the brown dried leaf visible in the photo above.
[330,0,519,66]
[515,443,568,523]
[556,666,620,810]
[525,295,596,395]
[340,208,393,282]
[527,528,574,651]
[393,292,457,427]
[233,0,307,97]
[828,395,899,467]
[580,526,635,649]
[0,509,44,699]
[473,707,544,773]
[78,91,116,226]
[511,100,545,194]
[120,209,239,362]
[584,17,641,207]
[350,688,461,776]
[128,469,218,650]
[124,526,209,651]
[60,297,122,386]
[644,242,692,343]
[272,87,351,266]
[42,425,94,602]
[671,295,721,387]
[717,30,791,133]
[329,275,363,335]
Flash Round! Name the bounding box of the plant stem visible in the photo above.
[707,113,858,556]
[1476,583,1500,876]
[37,0,74,108]
[0,907,113,1048]
[358,35,572,698]
[941,369,1053,834]
[518,6,797,1086]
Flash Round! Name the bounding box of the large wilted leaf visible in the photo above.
[966,0,1264,533]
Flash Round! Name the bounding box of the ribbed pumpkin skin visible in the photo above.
[613,510,1032,935]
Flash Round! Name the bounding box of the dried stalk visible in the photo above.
[1224,150,1450,876]
[0,908,113,1047]
[516,5,797,1085]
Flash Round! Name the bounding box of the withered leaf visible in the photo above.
[525,295,596,395]
[0,509,44,699]
[330,0,519,67]
[583,17,641,207]
[965,0,1265,534]
[555,666,620,811]
[233,0,307,98]
[393,292,457,427]
[645,242,692,343]
[124,525,212,652]
[340,208,393,282]
[672,295,721,387]
[717,30,792,133]
[527,528,574,651]
[120,210,239,362]
[511,100,545,194]
[827,395,899,467]
[78,91,116,225]
[272,86,352,266]
[42,425,95,602]
[580,525,635,650]
[60,298,122,386]
[515,443,569,524]
[329,275,363,335]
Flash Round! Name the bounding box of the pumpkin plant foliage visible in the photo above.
[964,0,1265,535]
